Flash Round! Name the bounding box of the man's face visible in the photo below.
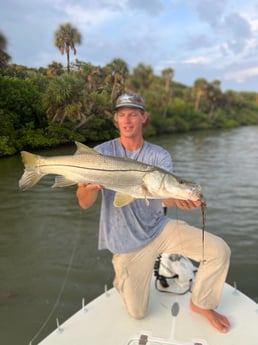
[115,107,147,138]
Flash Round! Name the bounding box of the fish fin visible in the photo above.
[52,176,77,188]
[113,193,135,207]
[142,184,150,206]
[19,151,43,190]
[144,196,150,206]
[74,142,101,155]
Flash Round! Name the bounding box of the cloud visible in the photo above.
[1,0,258,91]
[183,34,213,51]
[48,0,164,29]
[223,12,251,38]
[196,0,228,27]
[126,0,164,16]
[224,66,258,83]
[183,56,211,65]
[194,1,253,55]
[250,18,258,31]
[219,12,251,53]
[246,38,258,50]
[49,0,118,28]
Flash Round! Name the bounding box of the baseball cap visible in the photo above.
[115,93,145,111]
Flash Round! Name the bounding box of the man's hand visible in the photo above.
[163,198,202,209]
[77,182,103,191]
[76,183,103,209]
[174,199,202,209]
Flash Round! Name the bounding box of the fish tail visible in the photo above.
[18,151,43,190]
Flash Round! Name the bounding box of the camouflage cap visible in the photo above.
[115,93,145,111]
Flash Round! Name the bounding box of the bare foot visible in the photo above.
[190,299,231,333]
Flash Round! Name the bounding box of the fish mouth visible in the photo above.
[191,184,203,199]
[185,188,203,202]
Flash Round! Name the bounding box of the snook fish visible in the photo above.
[18,142,203,207]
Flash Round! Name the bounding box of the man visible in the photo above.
[77,92,231,333]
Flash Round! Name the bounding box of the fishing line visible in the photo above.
[29,213,82,345]
[173,199,207,264]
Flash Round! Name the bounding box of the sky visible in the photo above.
[1,0,258,92]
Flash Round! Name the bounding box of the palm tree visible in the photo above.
[47,61,64,76]
[54,23,82,73]
[206,80,222,118]
[193,78,208,112]
[161,67,174,118]
[0,32,11,73]
[43,74,85,124]
[106,58,129,101]
[129,63,154,93]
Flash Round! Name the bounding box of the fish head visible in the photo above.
[163,173,203,202]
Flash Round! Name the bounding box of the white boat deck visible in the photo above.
[38,279,258,345]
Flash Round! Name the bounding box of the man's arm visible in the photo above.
[76,183,103,209]
[162,198,202,209]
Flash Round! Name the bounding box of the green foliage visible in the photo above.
[78,116,116,142]
[3,122,85,155]
[0,75,45,128]
[0,60,258,157]
[0,136,16,156]
[45,123,85,144]
[43,73,85,124]
[3,64,38,79]
[208,110,238,129]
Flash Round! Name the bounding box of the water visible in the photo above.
[0,126,257,345]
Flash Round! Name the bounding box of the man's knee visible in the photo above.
[216,237,231,263]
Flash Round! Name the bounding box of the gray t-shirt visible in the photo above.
[95,138,173,253]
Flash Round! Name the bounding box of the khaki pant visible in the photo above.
[112,220,231,319]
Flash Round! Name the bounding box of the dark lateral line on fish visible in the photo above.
[39,163,150,173]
